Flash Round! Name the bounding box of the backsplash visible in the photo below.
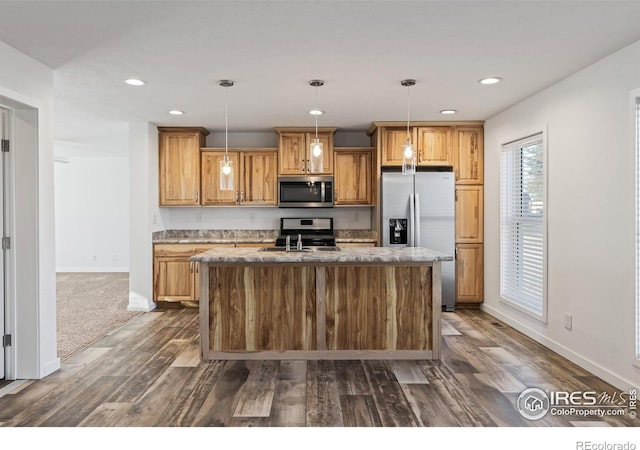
[157,206,372,231]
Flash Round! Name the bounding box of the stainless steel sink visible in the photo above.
[259,247,342,252]
[259,247,312,252]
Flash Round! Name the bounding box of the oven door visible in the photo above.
[278,176,334,207]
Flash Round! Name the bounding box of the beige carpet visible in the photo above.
[56,272,141,360]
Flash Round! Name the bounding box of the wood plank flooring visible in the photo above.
[0,308,637,427]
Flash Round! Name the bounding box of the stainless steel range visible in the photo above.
[275,218,336,248]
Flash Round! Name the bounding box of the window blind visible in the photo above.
[501,132,546,320]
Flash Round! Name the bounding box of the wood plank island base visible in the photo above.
[190,247,453,361]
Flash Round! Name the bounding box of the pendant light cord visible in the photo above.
[315,85,319,138]
[406,84,411,140]
[225,86,229,155]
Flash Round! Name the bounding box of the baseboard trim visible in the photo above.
[128,291,156,312]
[56,268,130,273]
[481,304,637,391]
[41,357,60,378]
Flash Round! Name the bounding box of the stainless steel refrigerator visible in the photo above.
[381,167,456,311]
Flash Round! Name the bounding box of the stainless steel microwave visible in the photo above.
[278,176,334,208]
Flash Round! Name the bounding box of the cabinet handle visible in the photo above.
[455,169,460,180]
[195,264,199,274]
[195,191,199,203]
[189,262,193,273]
[418,150,423,162]
[307,159,310,173]
[235,191,239,204]
[240,191,245,202]
[301,160,305,172]
[335,189,338,199]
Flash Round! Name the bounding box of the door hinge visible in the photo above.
[1,139,8,153]
[2,237,10,250]
[2,334,11,347]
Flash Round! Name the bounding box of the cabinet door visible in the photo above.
[154,257,194,301]
[454,127,484,184]
[304,132,333,174]
[456,244,483,303]
[416,127,453,166]
[241,151,278,205]
[455,185,483,243]
[278,133,306,175]
[380,127,412,166]
[201,151,240,205]
[159,132,202,205]
[334,148,373,205]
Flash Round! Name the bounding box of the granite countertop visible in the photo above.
[190,246,453,264]
[153,229,377,244]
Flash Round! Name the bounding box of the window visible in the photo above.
[501,132,547,321]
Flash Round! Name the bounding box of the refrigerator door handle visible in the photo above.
[409,193,415,247]
[415,193,421,247]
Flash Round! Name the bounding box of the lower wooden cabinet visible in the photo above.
[456,243,483,304]
[153,244,234,303]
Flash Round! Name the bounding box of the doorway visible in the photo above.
[0,106,10,380]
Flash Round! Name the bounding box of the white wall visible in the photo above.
[483,39,640,390]
[129,122,159,312]
[55,155,129,271]
[0,40,58,378]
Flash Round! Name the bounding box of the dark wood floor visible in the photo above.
[0,308,636,427]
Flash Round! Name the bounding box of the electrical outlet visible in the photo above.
[564,313,573,331]
[249,213,256,223]
[152,214,157,225]
[196,213,203,223]
[354,212,360,222]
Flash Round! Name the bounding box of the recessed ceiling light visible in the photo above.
[440,109,457,115]
[124,78,146,86]
[168,110,184,115]
[309,109,323,116]
[479,77,502,85]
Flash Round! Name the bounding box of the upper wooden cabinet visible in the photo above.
[158,127,209,206]
[275,127,336,175]
[201,149,277,206]
[201,151,239,205]
[416,127,454,166]
[380,127,414,166]
[241,151,278,205]
[334,147,374,205]
[454,127,484,184]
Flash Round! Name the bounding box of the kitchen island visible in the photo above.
[190,246,453,361]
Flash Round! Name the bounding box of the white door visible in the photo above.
[0,106,8,379]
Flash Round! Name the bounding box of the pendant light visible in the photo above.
[219,80,234,191]
[309,80,324,173]
[401,79,416,175]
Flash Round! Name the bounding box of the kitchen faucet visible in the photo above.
[297,233,303,250]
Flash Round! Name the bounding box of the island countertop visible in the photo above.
[190,246,453,264]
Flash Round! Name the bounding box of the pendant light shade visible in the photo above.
[219,80,234,191]
[401,79,416,175]
[309,80,324,173]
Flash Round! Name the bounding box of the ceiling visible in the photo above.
[2,0,640,156]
